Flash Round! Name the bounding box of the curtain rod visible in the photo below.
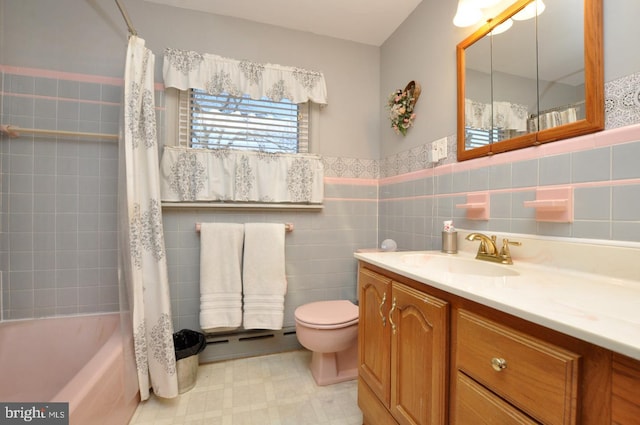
[115,0,138,36]
[0,125,118,141]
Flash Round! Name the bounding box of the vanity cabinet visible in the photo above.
[358,266,449,425]
[357,260,640,425]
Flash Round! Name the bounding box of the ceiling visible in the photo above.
[144,0,424,46]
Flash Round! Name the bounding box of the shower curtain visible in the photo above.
[120,36,178,400]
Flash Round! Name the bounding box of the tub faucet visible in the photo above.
[465,233,521,265]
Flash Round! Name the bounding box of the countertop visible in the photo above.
[355,242,640,361]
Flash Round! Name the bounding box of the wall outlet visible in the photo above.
[431,143,440,162]
[431,137,447,162]
[435,137,448,159]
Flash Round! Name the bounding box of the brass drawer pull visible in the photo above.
[491,357,507,372]
[389,297,397,334]
[379,292,387,327]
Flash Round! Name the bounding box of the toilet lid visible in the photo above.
[295,300,358,328]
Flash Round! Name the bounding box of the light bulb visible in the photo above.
[453,0,483,27]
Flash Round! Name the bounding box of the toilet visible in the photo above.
[294,300,359,386]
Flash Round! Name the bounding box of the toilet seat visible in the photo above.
[295,300,358,329]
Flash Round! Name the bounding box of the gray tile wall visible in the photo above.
[1,71,122,319]
[378,139,640,251]
[163,183,378,332]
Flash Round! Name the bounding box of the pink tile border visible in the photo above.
[0,65,165,90]
[0,91,121,107]
[572,178,640,189]
[0,65,124,86]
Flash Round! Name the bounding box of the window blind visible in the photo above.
[178,89,309,154]
[465,127,506,149]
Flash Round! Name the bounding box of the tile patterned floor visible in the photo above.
[129,350,362,425]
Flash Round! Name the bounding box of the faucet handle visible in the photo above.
[499,238,521,263]
[503,238,521,247]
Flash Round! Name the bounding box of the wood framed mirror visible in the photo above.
[457,0,603,161]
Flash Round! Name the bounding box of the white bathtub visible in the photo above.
[0,313,139,425]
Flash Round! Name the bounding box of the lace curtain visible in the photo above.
[163,48,328,105]
[159,146,324,203]
[465,98,529,132]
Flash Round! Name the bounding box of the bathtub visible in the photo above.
[0,313,139,425]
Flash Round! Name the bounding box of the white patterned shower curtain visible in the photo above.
[120,36,178,400]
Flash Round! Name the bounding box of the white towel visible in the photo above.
[560,107,577,125]
[242,223,287,330]
[199,223,244,332]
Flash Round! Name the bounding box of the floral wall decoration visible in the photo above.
[387,80,421,136]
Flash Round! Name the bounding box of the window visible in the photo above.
[465,127,506,149]
[178,89,309,154]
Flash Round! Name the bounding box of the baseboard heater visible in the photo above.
[199,326,302,363]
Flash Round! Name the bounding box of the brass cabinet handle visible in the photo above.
[389,297,397,334]
[378,292,387,327]
[491,357,507,372]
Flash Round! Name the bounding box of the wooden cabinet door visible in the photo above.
[359,267,392,407]
[390,282,449,425]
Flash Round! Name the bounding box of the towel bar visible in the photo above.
[195,222,294,233]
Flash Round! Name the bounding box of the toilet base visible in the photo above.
[309,343,358,386]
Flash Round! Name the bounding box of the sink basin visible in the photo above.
[401,254,520,277]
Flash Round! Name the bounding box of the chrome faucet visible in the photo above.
[465,233,521,265]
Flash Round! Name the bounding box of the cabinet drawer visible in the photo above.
[456,310,579,425]
[455,372,539,425]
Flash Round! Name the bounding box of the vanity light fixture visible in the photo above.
[512,0,545,20]
[453,0,483,27]
[453,0,545,28]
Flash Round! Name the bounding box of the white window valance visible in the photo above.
[159,146,324,203]
[163,48,328,105]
